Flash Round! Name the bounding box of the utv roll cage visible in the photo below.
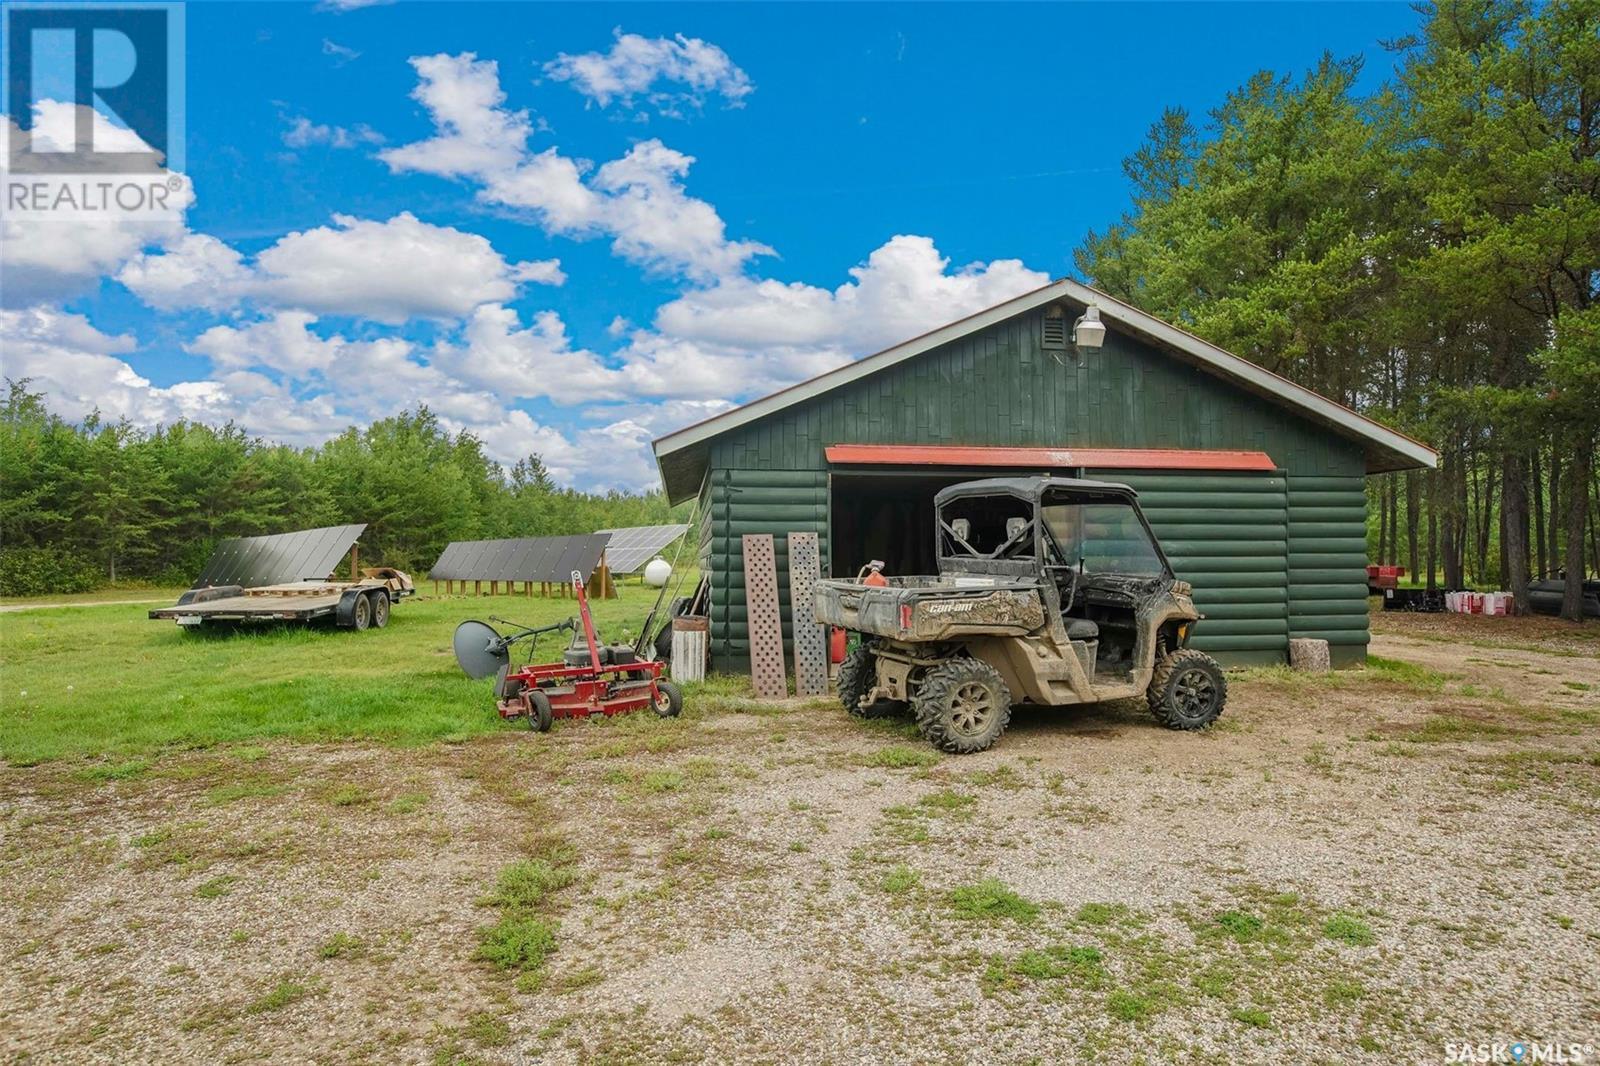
[932,476,1174,581]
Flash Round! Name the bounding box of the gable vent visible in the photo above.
[1041,314,1067,350]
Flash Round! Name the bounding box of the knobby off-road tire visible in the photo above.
[1147,648,1227,730]
[836,642,906,719]
[913,657,1012,754]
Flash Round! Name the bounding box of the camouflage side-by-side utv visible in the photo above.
[812,476,1227,753]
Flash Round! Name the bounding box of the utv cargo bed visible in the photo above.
[812,575,1047,641]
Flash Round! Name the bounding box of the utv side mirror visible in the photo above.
[950,519,970,541]
[1005,517,1027,540]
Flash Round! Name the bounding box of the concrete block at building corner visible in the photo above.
[1288,638,1331,672]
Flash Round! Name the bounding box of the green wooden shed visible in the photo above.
[653,279,1437,671]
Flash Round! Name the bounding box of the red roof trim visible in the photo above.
[823,444,1277,472]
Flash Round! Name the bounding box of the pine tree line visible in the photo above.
[0,381,682,595]
[1074,0,1599,618]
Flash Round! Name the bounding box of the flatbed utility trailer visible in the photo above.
[149,568,414,631]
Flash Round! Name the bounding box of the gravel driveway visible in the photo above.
[4,614,1598,1064]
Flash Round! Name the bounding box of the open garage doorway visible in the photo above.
[829,467,1075,579]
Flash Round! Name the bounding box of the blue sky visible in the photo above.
[3,1,1421,490]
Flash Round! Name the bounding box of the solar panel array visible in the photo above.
[192,524,367,589]
[595,524,689,573]
[429,533,612,583]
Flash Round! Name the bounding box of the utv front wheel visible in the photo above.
[1148,648,1227,730]
[913,658,1012,754]
[836,642,905,719]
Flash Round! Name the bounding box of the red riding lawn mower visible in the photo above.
[453,570,683,731]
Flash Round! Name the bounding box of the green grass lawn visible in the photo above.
[0,578,698,765]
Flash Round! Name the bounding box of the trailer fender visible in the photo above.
[335,588,369,628]
[177,585,244,606]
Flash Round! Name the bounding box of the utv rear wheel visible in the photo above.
[836,642,905,719]
[1148,648,1226,730]
[913,658,1012,754]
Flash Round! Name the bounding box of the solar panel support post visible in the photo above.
[350,543,359,581]
[586,555,616,600]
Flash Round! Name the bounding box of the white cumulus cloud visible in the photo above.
[431,303,623,400]
[0,306,340,444]
[380,53,768,280]
[282,115,384,149]
[544,29,754,115]
[614,234,1050,399]
[118,211,563,322]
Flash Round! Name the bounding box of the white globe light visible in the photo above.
[644,558,672,587]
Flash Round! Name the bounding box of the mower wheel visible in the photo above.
[527,690,554,733]
[652,680,683,718]
[912,657,1012,754]
[836,642,905,719]
[369,589,390,628]
[350,591,372,631]
[1147,648,1227,730]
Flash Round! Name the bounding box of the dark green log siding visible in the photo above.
[703,469,829,667]
[696,307,1371,671]
[1089,470,1289,665]
[1286,475,1370,666]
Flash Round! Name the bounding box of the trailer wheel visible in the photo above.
[369,589,390,628]
[527,690,553,733]
[350,592,372,631]
[652,680,683,718]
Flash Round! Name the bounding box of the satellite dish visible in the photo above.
[644,558,672,587]
[454,619,509,679]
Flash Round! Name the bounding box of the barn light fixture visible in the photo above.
[1072,305,1107,351]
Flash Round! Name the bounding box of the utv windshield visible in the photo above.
[1041,500,1166,577]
